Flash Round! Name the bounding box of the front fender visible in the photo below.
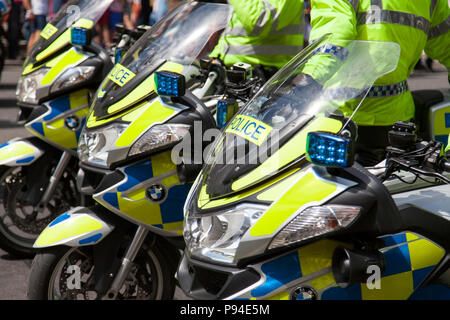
[33,207,114,248]
[0,138,44,166]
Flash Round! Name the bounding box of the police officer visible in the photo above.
[308,0,450,166]
[210,0,305,80]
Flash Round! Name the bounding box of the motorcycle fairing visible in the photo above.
[0,139,44,166]
[196,116,344,210]
[226,233,445,300]
[93,152,191,237]
[25,88,90,153]
[33,206,114,248]
[430,95,450,147]
[87,61,184,127]
[39,47,90,88]
[25,0,113,70]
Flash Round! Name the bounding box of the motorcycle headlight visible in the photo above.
[78,123,128,168]
[268,205,361,250]
[16,68,49,104]
[51,66,96,94]
[128,124,191,157]
[184,203,268,265]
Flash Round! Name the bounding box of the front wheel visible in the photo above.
[27,240,177,300]
[0,161,78,258]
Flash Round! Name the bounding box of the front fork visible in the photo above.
[33,151,72,215]
[103,226,150,300]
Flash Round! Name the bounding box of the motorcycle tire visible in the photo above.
[27,239,177,300]
[0,162,78,258]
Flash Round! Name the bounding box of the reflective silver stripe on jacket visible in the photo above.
[357,10,431,34]
[228,23,304,37]
[228,0,303,37]
[429,14,450,39]
[226,44,303,56]
[250,0,278,36]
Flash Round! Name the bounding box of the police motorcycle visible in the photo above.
[0,0,11,78]
[0,0,116,257]
[26,1,263,300]
[379,88,450,194]
[178,36,450,300]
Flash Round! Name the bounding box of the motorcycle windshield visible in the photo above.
[27,0,113,62]
[197,36,401,200]
[90,1,232,119]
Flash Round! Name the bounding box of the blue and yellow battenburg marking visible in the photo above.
[237,233,447,300]
[434,108,450,147]
[40,23,58,40]
[108,63,136,87]
[95,152,191,236]
[226,115,272,146]
[26,89,90,151]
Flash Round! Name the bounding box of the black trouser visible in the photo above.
[7,1,23,59]
[355,125,393,167]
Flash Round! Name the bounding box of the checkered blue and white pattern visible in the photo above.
[313,44,350,61]
[366,80,409,98]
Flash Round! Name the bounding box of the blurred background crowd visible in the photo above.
[3,0,184,60]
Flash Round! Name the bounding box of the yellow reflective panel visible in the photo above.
[73,18,94,29]
[407,236,445,271]
[40,23,58,40]
[86,102,147,128]
[115,99,175,148]
[226,115,273,146]
[106,61,184,116]
[434,106,450,136]
[117,191,164,226]
[40,48,86,86]
[198,168,300,209]
[108,63,137,87]
[151,151,177,177]
[34,215,102,247]
[250,170,338,237]
[0,142,35,162]
[232,117,342,192]
[36,29,71,62]
[361,271,414,300]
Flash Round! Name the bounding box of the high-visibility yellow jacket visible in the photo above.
[210,0,305,69]
[306,0,450,126]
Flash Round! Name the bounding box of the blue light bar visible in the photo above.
[70,27,91,46]
[155,71,186,97]
[115,48,123,64]
[216,99,238,128]
[306,132,354,168]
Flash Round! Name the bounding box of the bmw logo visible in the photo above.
[290,286,317,300]
[64,116,80,130]
[147,185,166,202]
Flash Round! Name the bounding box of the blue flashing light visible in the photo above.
[216,100,228,128]
[306,132,354,168]
[115,48,123,64]
[70,27,91,46]
[216,99,238,128]
[155,71,186,97]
